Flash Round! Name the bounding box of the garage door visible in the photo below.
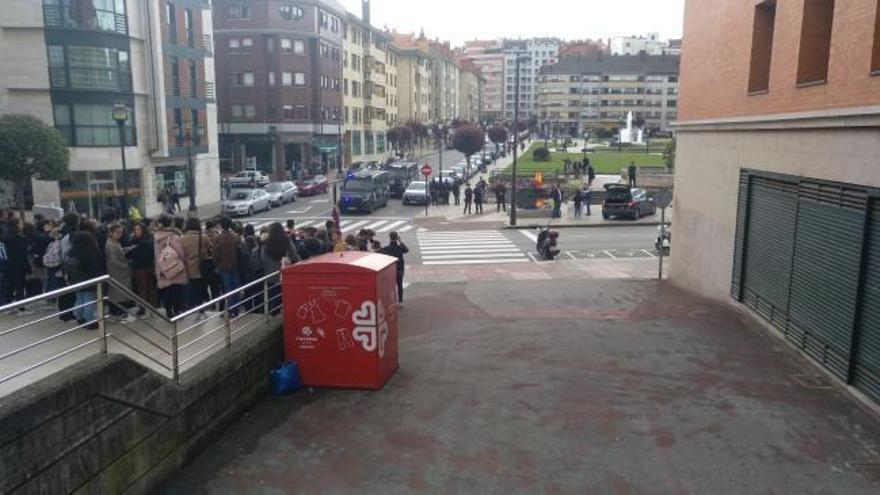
[852,200,880,402]
[740,176,798,329]
[787,183,867,381]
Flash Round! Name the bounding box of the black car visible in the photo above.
[386,161,419,198]
[602,184,657,220]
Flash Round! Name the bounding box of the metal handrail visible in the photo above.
[0,269,284,391]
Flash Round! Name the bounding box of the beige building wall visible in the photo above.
[394,50,431,123]
[671,123,880,302]
[385,46,399,127]
[343,23,366,166]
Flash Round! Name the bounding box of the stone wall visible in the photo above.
[0,323,283,494]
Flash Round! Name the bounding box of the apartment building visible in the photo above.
[0,0,220,218]
[502,38,559,121]
[341,1,395,166]
[672,1,880,403]
[610,33,666,56]
[390,33,431,123]
[460,39,504,122]
[426,40,459,123]
[214,0,345,179]
[457,59,485,122]
[559,39,607,58]
[536,54,680,137]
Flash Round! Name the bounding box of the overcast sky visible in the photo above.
[338,0,686,46]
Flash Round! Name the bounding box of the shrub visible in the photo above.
[532,147,551,162]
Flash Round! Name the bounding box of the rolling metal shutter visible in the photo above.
[786,183,867,381]
[731,171,750,300]
[852,200,880,401]
[740,176,798,329]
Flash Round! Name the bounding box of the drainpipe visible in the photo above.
[144,0,161,153]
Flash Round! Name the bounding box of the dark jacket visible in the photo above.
[67,245,103,284]
[128,236,155,270]
[3,232,30,277]
[379,241,409,272]
[214,230,241,272]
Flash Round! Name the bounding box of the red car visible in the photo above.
[295,174,329,196]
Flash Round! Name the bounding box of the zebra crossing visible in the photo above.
[250,218,415,234]
[417,230,530,266]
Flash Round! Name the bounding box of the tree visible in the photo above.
[0,114,70,217]
[452,124,485,167]
[487,125,508,157]
[387,126,402,154]
[634,114,646,130]
[399,125,414,153]
[405,120,426,152]
[532,147,551,162]
[663,137,676,170]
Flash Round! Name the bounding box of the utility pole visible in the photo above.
[510,56,528,226]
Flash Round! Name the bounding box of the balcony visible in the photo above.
[43,3,128,35]
[202,34,214,54]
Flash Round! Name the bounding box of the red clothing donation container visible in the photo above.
[281,251,399,390]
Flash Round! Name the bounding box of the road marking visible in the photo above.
[422,253,530,260]
[310,199,328,204]
[423,258,530,266]
[641,249,656,258]
[341,220,370,233]
[377,220,408,233]
[285,209,310,214]
[526,252,538,262]
[419,247,522,254]
[417,240,512,246]
[519,230,539,242]
[399,225,415,233]
[363,220,389,230]
[566,251,577,260]
[603,250,617,259]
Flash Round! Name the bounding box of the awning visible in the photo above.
[312,136,340,153]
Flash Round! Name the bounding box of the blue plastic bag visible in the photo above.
[270,361,302,395]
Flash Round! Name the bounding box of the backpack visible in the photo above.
[43,239,63,268]
[61,253,80,280]
[157,236,185,280]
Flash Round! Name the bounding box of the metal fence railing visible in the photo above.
[0,271,283,397]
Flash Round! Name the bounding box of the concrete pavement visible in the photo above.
[162,272,880,494]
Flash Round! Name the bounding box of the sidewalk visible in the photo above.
[164,275,880,494]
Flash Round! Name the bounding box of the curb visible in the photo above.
[502,221,671,230]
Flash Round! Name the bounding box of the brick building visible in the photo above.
[213,0,345,179]
[672,0,880,403]
[1,0,221,217]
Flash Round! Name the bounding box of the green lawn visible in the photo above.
[506,142,666,176]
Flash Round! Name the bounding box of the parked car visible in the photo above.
[439,170,458,184]
[402,181,429,205]
[602,185,657,220]
[387,161,419,198]
[295,175,329,196]
[223,189,271,216]
[479,152,493,165]
[265,181,297,206]
[449,164,467,181]
[228,170,270,188]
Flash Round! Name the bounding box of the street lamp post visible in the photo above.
[111,104,130,225]
[510,55,529,227]
[175,123,205,213]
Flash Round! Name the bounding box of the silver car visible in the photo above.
[265,181,297,206]
[228,170,270,188]
[402,181,429,205]
[223,189,271,216]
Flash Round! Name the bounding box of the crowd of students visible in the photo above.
[0,207,408,330]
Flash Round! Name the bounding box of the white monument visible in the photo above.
[618,111,645,145]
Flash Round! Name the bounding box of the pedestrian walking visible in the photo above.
[3,218,32,315]
[214,217,241,316]
[153,215,188,318]
[463,184,473,214]
[628,161,637,188]
[379,232,408,304]
[474,182,484,214]
[587,161,595,185]
[452,180,461,205]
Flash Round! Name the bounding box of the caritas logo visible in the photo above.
[351,301,389,357]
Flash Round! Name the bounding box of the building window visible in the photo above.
[796,0,835,85]
[282,72,292,86]
[228,38,240,50]
[748,0,777,94]
[53,103,135,147]
[294,72,306,86]
[268,72,275,86]
[351,131,362,155]
[279,4,304,20]
[189,60,197,97]
[366,132,374,154]
[184,9,194,47]
[47,45,131,91]
[280,38,292,53]
[227,3,251,20]
[43,0,129,35]
[282,105,294,119]
[294,105,306,119]
[170,57,180,95]
[230,72,254,86]
[242,38,253,50]
[173,109,183,145]
[166,2,177,43]
[872,2,880,73]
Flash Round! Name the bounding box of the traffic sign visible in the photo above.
[654,190,673,209]
[421,164,432,176]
